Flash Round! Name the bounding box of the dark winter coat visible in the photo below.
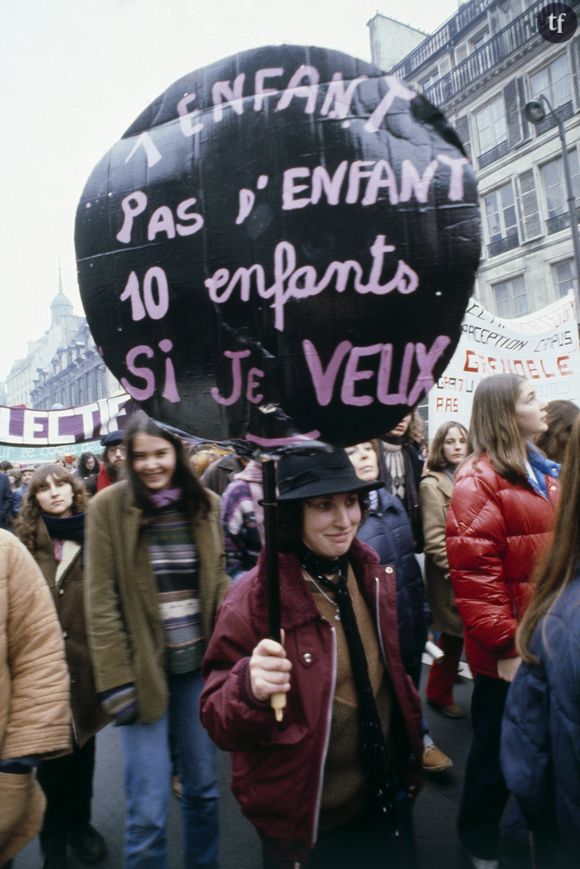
[501,569,580,865]
[446,453,559,679]
[32,518,110,746]
[0,474,11,530]
[200,539,423,868]
[357,489,428,676]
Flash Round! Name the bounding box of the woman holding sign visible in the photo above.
[201,449,423,869]
[446,374,559,867]
[85,413,229,869]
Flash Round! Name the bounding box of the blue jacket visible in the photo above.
[501,568,580,860]
[357,488,428,678]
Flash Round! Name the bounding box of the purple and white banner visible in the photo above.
[0,393,130,449]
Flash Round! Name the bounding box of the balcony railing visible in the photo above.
[487,232,519,258]
[478,140,509,170]
[423,0,547,107]
[397,0,495,77]
[547,205,580,235]
[532,100,575,136]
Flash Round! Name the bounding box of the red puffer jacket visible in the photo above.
[446,454,559,679]
[200,539,423,869]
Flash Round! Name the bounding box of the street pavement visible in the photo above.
[15,666,473,869]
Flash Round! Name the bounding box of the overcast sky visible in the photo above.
[1,0,459,385]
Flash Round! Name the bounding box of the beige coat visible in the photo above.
[0,531,71,864]
[419,470,463,638]
[85,482,230,723]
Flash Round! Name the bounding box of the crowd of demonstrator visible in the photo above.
[0,378,579,869]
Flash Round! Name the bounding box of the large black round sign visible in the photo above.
[75,45,480,447]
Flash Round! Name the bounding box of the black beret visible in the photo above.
[101,431,124,447]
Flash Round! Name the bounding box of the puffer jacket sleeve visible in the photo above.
[446,471,518,658]
[501,660,553,829]
[502,598,580,833]
[2,533,70,760]
[420,476,449,578]
[201,591,282,752]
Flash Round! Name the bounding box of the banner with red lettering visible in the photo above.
[75,44,480,447]
[428,293,580,434]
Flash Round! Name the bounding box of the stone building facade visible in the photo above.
[5,273,119,409]
[369,0,580,319]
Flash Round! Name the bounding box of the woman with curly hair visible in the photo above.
[75,452,100,497]
[16,464,109,869]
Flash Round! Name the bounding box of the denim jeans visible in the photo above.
[121,671,219,869]
[458,674,510,860]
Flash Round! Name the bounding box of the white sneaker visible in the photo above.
[467,857,499,869]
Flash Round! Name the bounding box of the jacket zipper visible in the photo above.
[374,576,388,666]
[311,622,336,847]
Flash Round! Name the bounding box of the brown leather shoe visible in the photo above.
[422,743,453,773]
[427,700,465,719]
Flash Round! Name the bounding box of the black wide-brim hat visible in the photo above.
[277,448,383,501]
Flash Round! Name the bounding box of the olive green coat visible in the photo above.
[419,470,463,638]
[85,481,229,723]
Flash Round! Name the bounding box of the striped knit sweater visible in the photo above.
[145,503,204,674]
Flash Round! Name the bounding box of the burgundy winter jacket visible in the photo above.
[200,538,423,868]
[446,454,559,679]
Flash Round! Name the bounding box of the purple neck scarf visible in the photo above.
[148,487,183,509]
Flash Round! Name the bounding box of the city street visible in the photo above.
[16,666,474,869]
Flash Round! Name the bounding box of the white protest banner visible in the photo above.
[428,293,580,434]
[0,393,130,449]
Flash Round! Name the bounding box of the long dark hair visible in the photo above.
[427,421,470,472]
[470,373,529,483]
[277,493,369,552]
[518,415,580,663]
[78,451,100,478]
[17,463,86,552]
[123,413,210,517]
[535,400,579,465]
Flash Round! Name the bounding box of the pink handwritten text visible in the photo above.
[204,235,419,332]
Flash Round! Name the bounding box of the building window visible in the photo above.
[552,259,578,298]
[493,275,528,318]
[484,183,519,256]
[530,54,574,114]
[419,67,439,92]
[470,29,489,52]
[540,150,580,234]
[475,96,508,163]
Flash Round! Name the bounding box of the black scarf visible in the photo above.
[299,545,399,834]
[41,512,85,545]
[379,439,423,551]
